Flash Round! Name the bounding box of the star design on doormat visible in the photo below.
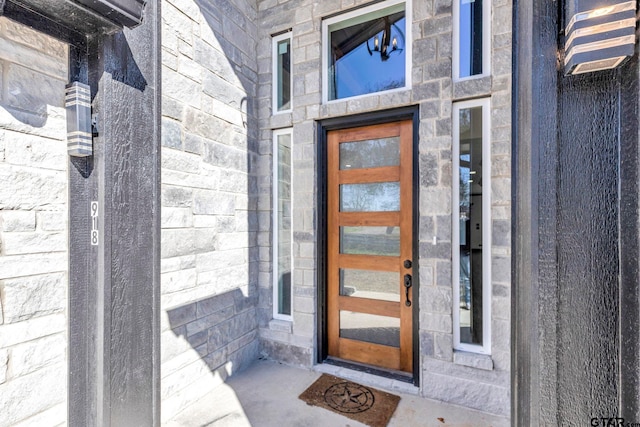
[324,382,375,413]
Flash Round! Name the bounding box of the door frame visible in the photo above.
[316,106,420,385]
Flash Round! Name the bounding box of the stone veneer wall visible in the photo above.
[415,0,512,416]
[256,0,512,417]
[0,17,69,427]
[160,0,260,422]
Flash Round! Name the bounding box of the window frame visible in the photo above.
[321,0,412,104]
[273,128,294,321]
[272,31,293,114]
[452,98,492,355]
[452,0,491,82]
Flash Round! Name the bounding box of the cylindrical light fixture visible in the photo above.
[66,82,93,157]
[564,0,637,75]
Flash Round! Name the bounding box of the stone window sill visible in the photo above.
[452,75,492,100]
[269,112,292,129]
[453,350,494,371]
[269,319,292,333]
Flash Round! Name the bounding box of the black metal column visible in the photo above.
[618,56,640,420]
[513,0,640,424]
[512,0,560,424]
[68,38,97,427]
[68,1,161,426]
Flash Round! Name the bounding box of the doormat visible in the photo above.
[298,374,400,427]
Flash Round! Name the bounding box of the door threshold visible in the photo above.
[315,358,419,396]
[321,357,415,385]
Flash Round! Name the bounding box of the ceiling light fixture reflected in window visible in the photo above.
[366,16,404,61]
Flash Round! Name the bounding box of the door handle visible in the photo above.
[404,274,412,307]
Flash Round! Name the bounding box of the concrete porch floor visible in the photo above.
[165,359,510,427]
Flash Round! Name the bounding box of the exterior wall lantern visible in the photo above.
[564,0,637,75]
[66,82,93,157]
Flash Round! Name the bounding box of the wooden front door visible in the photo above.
[327,120,414,373]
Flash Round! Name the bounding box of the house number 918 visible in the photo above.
[91,201,99,246]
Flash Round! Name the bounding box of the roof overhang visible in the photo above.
[0,0,145,35]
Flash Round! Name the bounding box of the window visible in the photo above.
[453,0,491,81]
[273,129,293,319]
[272,32,292,113]
[322,0,410,103]
[452,99,491,354]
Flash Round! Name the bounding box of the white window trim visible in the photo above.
[452,0,491,82]
[272,128,293,321]
[452,98,492,355]
[272,32,293,115]
[321,0,412,104]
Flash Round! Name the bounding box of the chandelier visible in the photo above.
[366,16,404,61]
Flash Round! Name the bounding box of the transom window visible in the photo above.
[322,0,410,102]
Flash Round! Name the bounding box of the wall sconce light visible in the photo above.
[367,17,404,61]
[564,0,637,75]
[66,82,93,157]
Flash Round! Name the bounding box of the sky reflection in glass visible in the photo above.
[458,0,483,78]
